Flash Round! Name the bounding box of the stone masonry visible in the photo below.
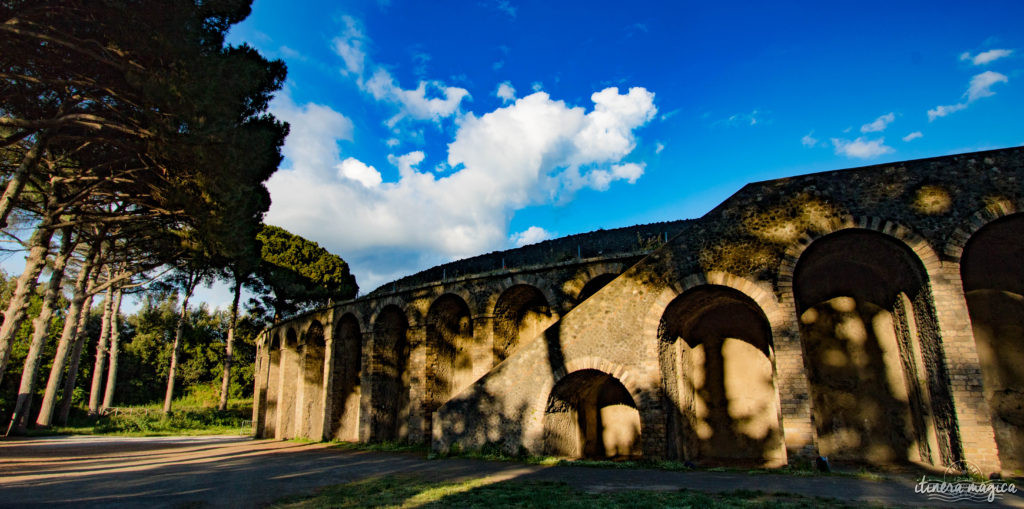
[253,147,1024,475]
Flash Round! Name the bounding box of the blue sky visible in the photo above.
[8,1,1021,310]
[221,0,1024,296]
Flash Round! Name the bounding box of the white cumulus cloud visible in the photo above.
[801,132,818,147]
[265,87,656,290]
[831,137,894,159]
[928,70,1008,121]
[902,131,923,142]
[496,81,516,103]
[860,112,895,133]
[510,226,552,247]
[332,16,367,76]
[960,49,1014,66]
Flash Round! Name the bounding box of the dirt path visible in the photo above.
[1,435,1021,508]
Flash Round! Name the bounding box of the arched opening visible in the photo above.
[330,314,362,441]
[575,273,618,306]
[263,333,281,438]
[425,294,475,416]
[543,369,641,460]
[658,285,783,464]
[278,328,299,439]
[300,321,326,439]
[371,306,409,441]
[962,213,1024,471]
[793,229,949,465]
[492,284,556,364]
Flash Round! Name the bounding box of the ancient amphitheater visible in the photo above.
[252,146,1023,474]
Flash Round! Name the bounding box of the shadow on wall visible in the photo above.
[370,305,410,441]
[659,285,784,465]
[794,229,956,466]
[961,213,1024,472]
[426,295,476,420]
[331,314,362,442]
[301,322,326,439]
[542,369,641,460]
[492,285,556,366]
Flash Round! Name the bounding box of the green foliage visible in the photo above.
[251,224,358,318]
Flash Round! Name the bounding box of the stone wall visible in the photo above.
[254,146,1024,475]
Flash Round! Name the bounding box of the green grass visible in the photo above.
[23,398,253,437]
[272,475,882,509]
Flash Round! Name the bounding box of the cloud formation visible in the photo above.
[496,81,516,103]
[333,16,470,126]
[510,226,553,247]
[801,132,818,147]
[266,87,656,290]
[831,137,893,159]
[960,48,1013,66]
[928,71,1008,121]
[902,131,923,142]
[860,112,895,133]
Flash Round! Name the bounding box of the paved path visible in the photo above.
[1,435,1021,508]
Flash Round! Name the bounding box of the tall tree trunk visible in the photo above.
[6,227,74,435]
[219,277,242,411]
[0,215,56,384]
[101,287,124,410]
[0,135,46,229]
[87,281,115,416]
[164,289,193,415]
[57,288,96,425]
[35,246,98,427]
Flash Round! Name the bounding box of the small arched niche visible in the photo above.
[542,369,641,460]
[658,284,783,464]
[961,213,1024,471]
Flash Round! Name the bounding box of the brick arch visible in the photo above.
[334,307,366,334]
[483,275,560,316]
[944,198,1022,261]
[560,262,626,304]
[368,296,416,329]
[428,285,478,317]
[776,215,941,290]
[641,271,784,347]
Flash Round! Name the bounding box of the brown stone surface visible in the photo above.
[255,146,1024,475]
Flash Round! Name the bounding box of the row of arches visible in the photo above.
[542,216,1022,469]
[260,273,617,442]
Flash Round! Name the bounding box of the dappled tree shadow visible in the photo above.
[301,321,326,439]
[425,295,475,419]
[492,285,555,365]
[370,306,409,441]
[542,369,641,460]
[330,314,362,441]
[659,285,783,465]
[962,213,1024,471]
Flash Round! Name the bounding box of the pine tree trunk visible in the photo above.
[0,135,46,229]
[35,247,97,427]
[101,287,124,410]
[6,227,74,435]
[87,282,115,416]
[0,218,56,384]
[56,290,96,425]
[164,290,192,415]
[219,278,242,411]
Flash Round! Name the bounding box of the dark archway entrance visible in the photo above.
[543,369,641,460]
[492,285,555,365]
[659,285,783,464]
[330,314,362,441]
[962,213,1024,471]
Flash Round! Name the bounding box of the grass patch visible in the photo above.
[330,440,429,454]
[272,474,880,508]
[22,398,253,437]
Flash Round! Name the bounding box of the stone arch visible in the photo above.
[960,211,1024,471]
[542,369,642,459]
[559,263,626,312]
[658,284,785,465]
[277,327,300,439]
[330,313,362,441]
[370,296,418,329]
[370,305,410,441]
[575,273,619,305]
[263,332,281,438]
[299,321,327,439]
[491,284,558,365]
[944,198,1020,261]
[789,227,948,465]
[425,293,477,417]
